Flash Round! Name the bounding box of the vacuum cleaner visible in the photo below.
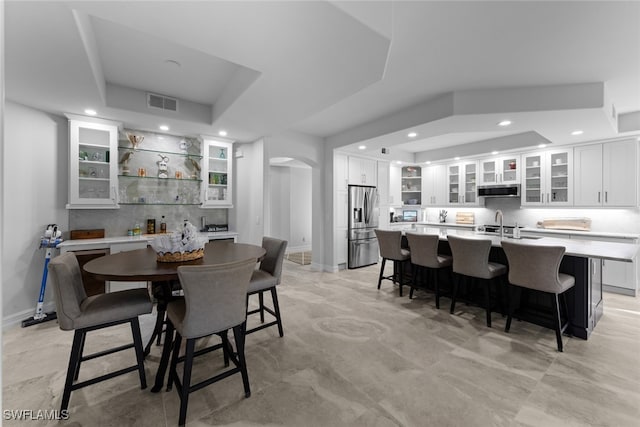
[21,224,63,327]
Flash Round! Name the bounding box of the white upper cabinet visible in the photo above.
[522,148,573,206]
[389,164,401,206]
[422,164,446,206]
[478,155,521,185]
[67,116,120,209]
[348,156,377,186]
[574,140,637,207]
[377,160,390,206]
[401,166,422,206]
[201,136,233,208]
[447,160,480,205]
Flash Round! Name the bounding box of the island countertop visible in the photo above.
[386,226,640,263]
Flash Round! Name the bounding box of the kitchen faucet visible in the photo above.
[495,210,504,239]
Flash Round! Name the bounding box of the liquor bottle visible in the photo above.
[160,216,167,233]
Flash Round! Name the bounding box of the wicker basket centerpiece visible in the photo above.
[150,221,207,263]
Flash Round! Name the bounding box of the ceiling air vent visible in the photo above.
[147,93,178,112]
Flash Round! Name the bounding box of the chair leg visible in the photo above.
[178,338,196,427]
[505,285,514,332]
[220,331,230,367]
[271,287,284,337]
[130,318,147,389]
[483,279,492,328]
[167,332,183,392]
[61,330,84,412]
[398,261,404,297]
[560,292,572,337]
[72,332,86,381]
[450,274,460,314]
[233,323,251,398]
[152,319,175,393]
[377,258,386,289]
[410,265,417,299]
[434,268,441,309]
[553,294,564,352]
[258,291,265,323]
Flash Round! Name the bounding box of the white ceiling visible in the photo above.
[5,1,640,162]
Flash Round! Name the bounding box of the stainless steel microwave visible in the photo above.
[477,184,520,198]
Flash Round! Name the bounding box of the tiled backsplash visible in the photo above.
[394,197,640,234]
[69,205,228,237]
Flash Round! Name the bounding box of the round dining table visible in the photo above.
[83,242,266,282]
[83,241,266,392]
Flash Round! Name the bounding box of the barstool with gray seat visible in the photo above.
[374,229,411,297]
[47,252,152,412]
[447,235,507,327]
[405,232,452,307]
[246,237,288,337]
[166,258,257,426]
[501,240,575,352]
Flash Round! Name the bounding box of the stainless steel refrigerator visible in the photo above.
[348,185,379,269]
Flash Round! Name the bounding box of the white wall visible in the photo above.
[268,166,291,241]
[3,102,69,326]
[289,167,312,250]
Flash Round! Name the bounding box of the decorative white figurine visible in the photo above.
[157,154,169,179]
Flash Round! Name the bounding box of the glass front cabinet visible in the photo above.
[479,155,520,185]
[447,161,479,205]
[522,149,573,206]
[67,116,120,209]
[116,132,202,206]
[201,136,233,208]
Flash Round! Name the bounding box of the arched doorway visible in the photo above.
[266,157,313,264]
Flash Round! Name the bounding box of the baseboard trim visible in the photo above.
[3,302,57,330]
[603,284,636,297]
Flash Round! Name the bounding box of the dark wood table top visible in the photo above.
[83,242,266,282]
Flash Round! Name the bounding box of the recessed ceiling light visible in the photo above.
[571,130,584,136]
[358,145,366,150]
[84,109,97,116]
[425,161,431,165]
[218,130,228,137]
[159,125,169,131]
[498,120,512,127]
[396,160,402,164]
[454,156,460,160]
[538,144,547,148]
[407,132,418,138]
[491,151,499,155]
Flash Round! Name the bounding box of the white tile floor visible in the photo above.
[3,260,640,426]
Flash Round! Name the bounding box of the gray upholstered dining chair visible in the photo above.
[47,252,152,412]
[166,258,257,427]
[501,240,575,352]
[246,237,288,336]
[447,235,507,327]
[405,232,452,307]
[374,229,411,297]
